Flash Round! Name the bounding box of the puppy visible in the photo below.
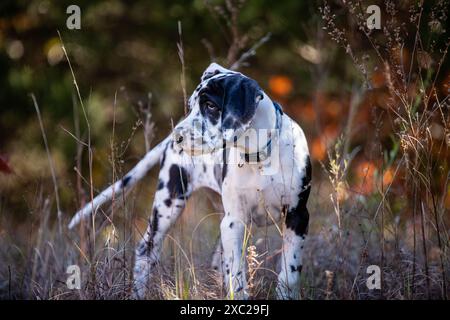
[69,63,311,299]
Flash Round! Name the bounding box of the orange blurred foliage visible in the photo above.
[311,137,326,161]
[391,46,410,69]
[289,100,316,123]
[323,124,339,141]
[382,168,394,187]
[354,160,377,194]
[269,75,293,97]
[371,69,386,88]
[302,101,316,122]
[354,161,395,194]
[324,99,342,118]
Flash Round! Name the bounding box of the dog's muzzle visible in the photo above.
[173,128,184,145]
[173,125,202,154]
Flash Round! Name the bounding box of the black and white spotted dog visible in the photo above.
[68,63,311,300]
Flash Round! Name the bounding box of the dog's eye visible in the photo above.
[204,101,218,111]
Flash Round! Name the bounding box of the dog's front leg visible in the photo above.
[211,234,223,273]
[133,162,191,299]
[133,198,187,298]
[220,194,248,299]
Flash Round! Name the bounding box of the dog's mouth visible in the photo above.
[177,135,222,156]
[180,142,216,156]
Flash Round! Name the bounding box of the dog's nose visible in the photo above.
[174,129,184,144]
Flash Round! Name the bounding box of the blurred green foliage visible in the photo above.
[0,0,448,221]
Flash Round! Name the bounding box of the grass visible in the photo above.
[1,170,448,299]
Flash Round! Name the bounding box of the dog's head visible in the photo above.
[173,63,264,155]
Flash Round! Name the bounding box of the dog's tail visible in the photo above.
[68,136,171,229]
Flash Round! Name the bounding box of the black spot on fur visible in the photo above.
[222,150,228,181]
[164,198,172,207]
[203,164,207,173]
[201,120,206,137]
[222,163,228,181]
[157,179,164,190]
[121,175,131,187]
[226,269,230,275]
[151,208,159,235]
[167,164,189,199]
[137,208,160,257]
[285,156,311,236]
[290,265,303,273]
[285,207,309,236]
[229,222,234,228]
[214,164,222,186]
[160,141,170,168]
[297,156,311,208]
[136,241,147,256]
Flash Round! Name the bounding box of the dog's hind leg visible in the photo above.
[276,224,307,299]
[133,155,192,298]
[276,155,311,299]
[276,205,309,299]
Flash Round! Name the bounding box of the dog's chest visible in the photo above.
[222,123,309,225]
[225,164,299,226]
[227,172,298,226]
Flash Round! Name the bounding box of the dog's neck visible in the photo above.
[234,92,281,161]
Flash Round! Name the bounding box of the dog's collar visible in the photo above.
[242,101,283,163]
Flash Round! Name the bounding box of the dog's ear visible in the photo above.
[201,63,231,82]
[218,74,263,139]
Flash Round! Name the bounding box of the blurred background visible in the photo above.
[0,0,449,299]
